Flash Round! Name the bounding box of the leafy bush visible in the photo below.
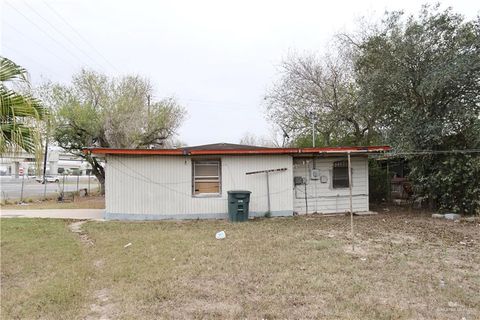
[368,159,389,203]
[409,154,480,215]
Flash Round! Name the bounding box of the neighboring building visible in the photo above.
[85,143,390,220]
[0,149,94,177]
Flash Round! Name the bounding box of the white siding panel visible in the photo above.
[105,154,293,218]
[292,157,369,214]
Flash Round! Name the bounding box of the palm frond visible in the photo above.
[0,122,38,154]
[0,57,46,156]
[0,56,28,83]
[0,88,48,120]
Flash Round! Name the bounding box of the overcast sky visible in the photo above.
[1,0,478,146]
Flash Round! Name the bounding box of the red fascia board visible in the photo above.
[186,146,391,155]
[84,146,390,155]
[83,148,184,155]
[300,146,391,153]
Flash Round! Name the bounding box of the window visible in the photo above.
[192,160,221,195]
[333,160,350,188]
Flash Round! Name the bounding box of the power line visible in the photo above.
[3,21,77,69]
[20,0,107,71]
[1,45,65,80]
[41,0,120,73]
[4,1,90,68]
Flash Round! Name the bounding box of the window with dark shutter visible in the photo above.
[333,160,350,188]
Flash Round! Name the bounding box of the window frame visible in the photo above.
[332,160,350,189]
[192,159,222,197]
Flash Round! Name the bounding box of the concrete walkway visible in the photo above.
[0,209,104,219]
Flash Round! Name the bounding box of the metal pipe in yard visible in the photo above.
[304,182,308,214]
[386,158,391,203]
[348,152,354,251]
[266,171,271,213]
[76,174,79,192]
[304,160,308,214]
[88,172,91,194]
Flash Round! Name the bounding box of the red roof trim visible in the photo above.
[84,146,391,155]
[83,148,184,155]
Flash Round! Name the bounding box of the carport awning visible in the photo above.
[83,145,391,156]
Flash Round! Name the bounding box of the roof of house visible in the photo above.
[83,144,391,156]
[183,143,270,151]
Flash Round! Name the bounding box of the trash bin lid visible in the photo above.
[227,190,251,194]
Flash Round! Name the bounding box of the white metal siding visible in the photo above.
[105,154,293,218]
[292,157,369,214]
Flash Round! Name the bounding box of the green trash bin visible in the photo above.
[227,190,252,222]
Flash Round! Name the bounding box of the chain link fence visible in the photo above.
[0,173,101,204]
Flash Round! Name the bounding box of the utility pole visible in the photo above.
[42,120,50,199]
[309,111,316,147]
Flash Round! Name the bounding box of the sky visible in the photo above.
[1,0,478,146]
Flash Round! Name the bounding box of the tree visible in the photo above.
[239,132,278,147]
[264,52,383,147]
[0,57,47,156]
[352,5,480,213]
[46,70,186,193]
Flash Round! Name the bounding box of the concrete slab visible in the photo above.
[0,209,104,219]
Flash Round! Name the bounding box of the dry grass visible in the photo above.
[0,196,105,210]
[1,210,479,319]
[0,219,91,319]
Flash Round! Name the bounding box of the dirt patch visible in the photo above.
[68,221,94,246]
[93,259,104,269]
[68,221,116,319]
[86,289,117,320]
[343,243,370,256]
[68,221,86,233]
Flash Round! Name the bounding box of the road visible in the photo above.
[0,176,100,201]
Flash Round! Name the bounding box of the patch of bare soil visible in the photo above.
[343,243,370,256]
[85,289,117,320]
[68,221,94,246]
[68,221,116,319]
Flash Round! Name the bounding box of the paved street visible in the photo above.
[0,176,100,201]
[0,208,104,219]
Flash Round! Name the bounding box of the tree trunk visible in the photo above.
[86,154,105,195]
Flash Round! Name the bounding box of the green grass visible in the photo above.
[1,212,479,319]
[0,219,90,319]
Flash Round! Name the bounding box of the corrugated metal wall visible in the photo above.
[292,156,369,214]
[105,154,293,218]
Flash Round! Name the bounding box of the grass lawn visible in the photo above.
[1,196,105,210]
[1,219,90,319]
[1,211,479,319]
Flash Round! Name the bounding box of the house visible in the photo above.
[84,143,391,220]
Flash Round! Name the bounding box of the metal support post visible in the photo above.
[348,152,354,251]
